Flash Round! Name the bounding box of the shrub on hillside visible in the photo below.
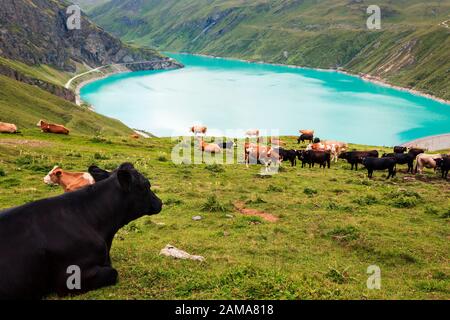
[201,195,228,212]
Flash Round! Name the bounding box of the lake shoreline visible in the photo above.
[76,52,450,107]
[175,52,450,106]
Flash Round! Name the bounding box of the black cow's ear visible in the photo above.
[119,162,135,170]
[88,165,110,182]
[117,169,132,192]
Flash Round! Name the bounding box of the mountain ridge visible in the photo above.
[87,0,450,100]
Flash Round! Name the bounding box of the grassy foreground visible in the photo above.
[0,131,449,299]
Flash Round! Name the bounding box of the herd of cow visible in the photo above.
[192,127,450,180]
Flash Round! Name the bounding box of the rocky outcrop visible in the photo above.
[0,64,76,102]
[0,0,180,72]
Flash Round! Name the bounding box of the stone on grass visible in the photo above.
[192,215,202,221]
[160,244,205,262]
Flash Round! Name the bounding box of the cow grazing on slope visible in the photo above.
[44,166,95,193]
[362,157,397,179]
[0,122,18,133]
[37,120,69,135]
[0,163,162,299]
[415,154,443,174]
[338,150,379,171]
[297,150,331,169]
[382,152,415,173]
[277,148,297,167]
[435,156,450,179]
[245,145,280,172]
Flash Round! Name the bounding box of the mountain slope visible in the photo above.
[0,75,132,136]
[89,0,450,100]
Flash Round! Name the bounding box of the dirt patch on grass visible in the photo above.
[233,201,279,222]
[0,139,52,148]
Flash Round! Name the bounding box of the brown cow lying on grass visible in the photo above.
[37,120,69,135]
[0,122,18,133]
[44,166,95,192]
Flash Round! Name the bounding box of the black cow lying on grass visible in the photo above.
[382,152,415,173]
[338,150,379,171]
[277,148,298,167]
[298,150,331,169]
[363,157,397,179]
[0,163,162,299]
[435,156,450,179]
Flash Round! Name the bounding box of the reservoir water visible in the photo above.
[80,53,450,146]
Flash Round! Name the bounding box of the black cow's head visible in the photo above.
[338,152,349,160]
[89,163,162,219]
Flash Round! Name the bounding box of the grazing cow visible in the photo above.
[338,150,379,170]
[37,120,69,135]
[394,146,407,154]
[131,133,140,139]
[382,152,415,173]
[299,130,314,135]
[408,148,425,158]
[297,133,314,144]
[297,150,331,169]
[246,129,260,137]
[44,166,95,193]
[309,141,347,163]
[277,148,297,167]
[0,122,18,133]
[198,138,221,153]
[415,153,443,174]
[245,145,280,172]
[435,156,450,179]
[0,163,162,299]
[190,126,207,135]
[362,157,397,179]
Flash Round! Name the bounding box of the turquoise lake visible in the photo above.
[80,53,450,146]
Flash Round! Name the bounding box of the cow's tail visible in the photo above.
[414,161,418,174]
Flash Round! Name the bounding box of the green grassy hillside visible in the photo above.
[0,132,448,299]
[89,0,450,100]
[0,75,133,136]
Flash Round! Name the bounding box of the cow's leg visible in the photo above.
[82,266,118,292]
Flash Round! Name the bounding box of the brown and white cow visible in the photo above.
[190,126,207,135]
[37,120,69,135]
[198,138,221,154]
[415,154,443,174]
[307,140,347,163]
[245,144,280,172]
[44,166,95,192]
[0,122,18,133]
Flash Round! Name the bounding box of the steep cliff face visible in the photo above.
[0,0,178,72]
